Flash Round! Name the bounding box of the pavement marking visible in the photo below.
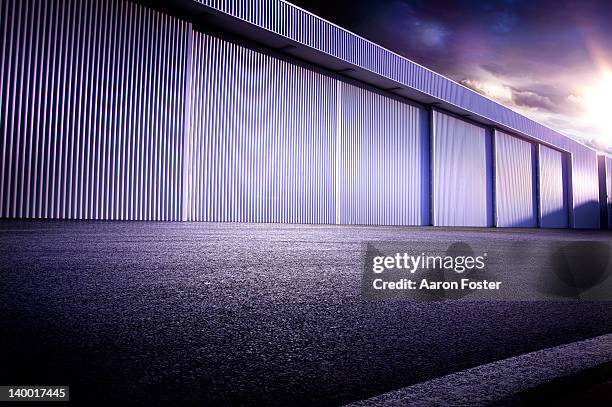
[347,333,612,406]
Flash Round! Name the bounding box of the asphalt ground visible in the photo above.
[350,333,612,406]
[1,221,611,405]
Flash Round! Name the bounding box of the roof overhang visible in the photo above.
[155,0,596,155]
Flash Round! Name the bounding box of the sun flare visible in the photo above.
[582,72,612,147]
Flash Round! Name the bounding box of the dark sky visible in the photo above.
[291,0,612,148]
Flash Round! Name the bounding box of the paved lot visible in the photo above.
[1,221,611,405]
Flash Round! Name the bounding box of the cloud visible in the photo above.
[458,77,598,145]
[460,78,560,113]
[510,88,557,111]
[418,23,449,48]
[459,78,486,93]
[291,0,612,148]
[461,78,517,108]
[479,63,515,77]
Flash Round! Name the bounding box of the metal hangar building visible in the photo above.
[1,0,611,228]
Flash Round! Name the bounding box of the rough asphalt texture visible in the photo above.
[1,221,611,405]
[349,333,612,406]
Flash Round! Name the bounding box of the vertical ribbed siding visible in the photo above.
[0,0,600,229]
[607,157,612,229]
[570,146,600,228]
[0,0,190,220]
[538,145,568,228]
[190,0,591,158]
[598,155,610,229]
[432,111,493,226]
[494,130,537,227]
[187,32,337,223]
[339,82,428,225]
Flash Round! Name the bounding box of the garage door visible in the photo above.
[538,145,569,228]
[494,131,537,227]
[339,82,429,225]
[432,111,493,226]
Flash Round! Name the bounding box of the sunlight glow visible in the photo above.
[583,71,612,147]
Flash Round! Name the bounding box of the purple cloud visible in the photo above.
[292,0,612,147]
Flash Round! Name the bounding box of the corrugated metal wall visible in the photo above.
[0,0,603,229]
[494,131,537,227]
[0,0,190,220]
[432,111,493,227]
[190,0,589,156]
[570,146,600,228]
[338,83,429,225]
[538,145,568,228]
[597,155,611,229]
[186,31,337,223]
[608,157,612,229]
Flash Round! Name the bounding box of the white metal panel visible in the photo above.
[494,131,537,227]
[597,155,611,229]
[339,82,429,225]
[605,156,612,229]
[0,0,190,220]
[571,146,600,228]
[538,145,568,228]
[432,111,493,227]
[608,157,612,229]
[187,32,337,223]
